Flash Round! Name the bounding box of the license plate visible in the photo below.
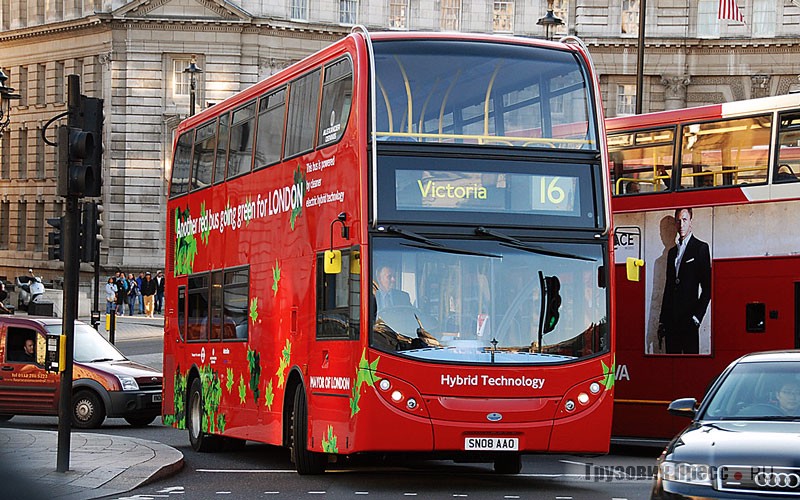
[152,394,162,403]
[464,437,519,451]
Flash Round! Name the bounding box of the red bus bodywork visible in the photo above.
[163,31,615,471]
[607,94,800,442]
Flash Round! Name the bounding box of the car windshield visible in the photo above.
[370,235,608,364]
[45,323,127,363]
[702,360,800,420]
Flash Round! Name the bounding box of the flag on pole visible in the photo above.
[718,0,745,23]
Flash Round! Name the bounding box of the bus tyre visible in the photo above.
[72,389,106,429]
[188,378,221,452]
[494,454,522,474]
[291,387,326,475]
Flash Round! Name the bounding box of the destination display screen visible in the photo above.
[376,154,600,229]
[396,169,580,216]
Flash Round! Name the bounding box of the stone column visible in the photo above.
[660,75,691,110]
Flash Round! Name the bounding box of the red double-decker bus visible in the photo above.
[163,28,616,474]
[607,93,800,443]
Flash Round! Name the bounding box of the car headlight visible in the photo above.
[117,375,139,391]
[659,461,713,486]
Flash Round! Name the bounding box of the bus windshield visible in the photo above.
[370,236,607,364]
[373,39,597,150]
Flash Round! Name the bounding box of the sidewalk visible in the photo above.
[0,428,183,500]
[0,312,181,499]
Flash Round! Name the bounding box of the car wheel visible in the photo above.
[125,416,157,427]
[72,390,106,429]
[290,386,326,475]
[0,414,13,422]
[494,454,522,474]
[187,378,220,452]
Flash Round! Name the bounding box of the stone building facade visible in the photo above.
[0,0,798,284]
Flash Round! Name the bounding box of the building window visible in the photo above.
[389,0,408,28]
[291,0,308,20]
[18,127,27,180]
[1,0,9,30]
[34,201,44,252]
[440,0,461,31]
[18,67,27,107]
[0,201,9,250]
[553,0,568,35]
[1,132,9,179]
[173,59,192,97]
[752,0,776,37]
[616,84,636,116]
[55,61,64,103]
[493,1,514,33]
[621,0,639,35]
[697,0,719,37]
[340,0,357,24]
[36,127,45,178]
[37,63,46,106]
[16,201,26,251]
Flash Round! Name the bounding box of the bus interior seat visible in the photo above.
[776,164,798,182]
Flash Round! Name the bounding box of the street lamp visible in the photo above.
[537,0,564,41]
[0,68,21,133]
[183,56,203,116]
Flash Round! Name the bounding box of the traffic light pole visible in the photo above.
[56,195,80,473]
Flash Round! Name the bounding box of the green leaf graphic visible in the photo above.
[264,379,275,410]
[249,297,258,324]
[238,374,247,404]
[272,260,281,296]
[226,367,234,393]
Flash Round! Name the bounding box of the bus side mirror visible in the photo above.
[626,257,644,282]
[324,250,342,274]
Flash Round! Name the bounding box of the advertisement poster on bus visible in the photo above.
[615,207,713,356]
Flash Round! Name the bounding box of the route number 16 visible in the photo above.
[540,177,566,205]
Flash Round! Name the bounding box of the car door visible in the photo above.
[0,324,59,415]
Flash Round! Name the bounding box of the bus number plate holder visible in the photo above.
[464,437,519,451]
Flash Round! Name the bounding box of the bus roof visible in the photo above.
[607,93,800,133]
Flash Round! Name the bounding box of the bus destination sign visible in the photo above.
[395,169,580,217]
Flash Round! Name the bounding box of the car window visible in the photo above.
[4,327,41,364]
[45,323,127,362]
[703,360,800,419]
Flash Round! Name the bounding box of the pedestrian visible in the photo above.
[105,277,118,315]
[141,271,157,318]
[127,273,139,316]
[136,272,145,314]
[115,272,128,316]
[155,270,165,314]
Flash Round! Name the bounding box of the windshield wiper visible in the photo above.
[475,226,594,262]
[89,357,114,363]
[388,226,501,259]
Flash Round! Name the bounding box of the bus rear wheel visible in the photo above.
[291,386,326,474]
[188,378,220,452]
[494,454,522,474]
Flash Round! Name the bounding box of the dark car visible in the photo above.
[0,316,162,428]
[651,350,800,499]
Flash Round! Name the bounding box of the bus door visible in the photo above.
[312,247,361,431]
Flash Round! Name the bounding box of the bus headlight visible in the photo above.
[379,379,391,391]
[374,373,429,417]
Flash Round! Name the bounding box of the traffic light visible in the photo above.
[47,217,64,261]
[57,75,103,198]
[80,202,104,263]
[542,275,561,334]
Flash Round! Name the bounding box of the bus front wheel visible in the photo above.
[188,378,220,452]
[291,387,326,474]
[494,454,522,474]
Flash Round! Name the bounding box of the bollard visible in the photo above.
[105,311,116,344]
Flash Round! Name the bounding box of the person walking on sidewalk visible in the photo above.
[127,273,140,316]
[155,270,165,314]
[141,272,157,318]
[136,272,145,314]
[105,277,118,315]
